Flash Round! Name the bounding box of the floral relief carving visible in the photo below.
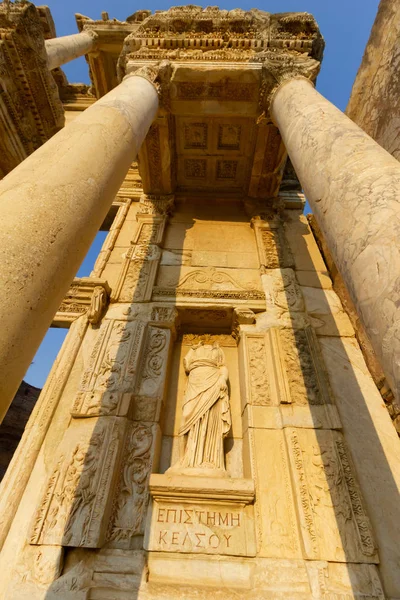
[108,422,154,545]
[30,418,125,548]
[246,336,271,406]
[280,328,322,406]
[72,320,145,417]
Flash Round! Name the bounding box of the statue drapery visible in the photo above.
[175,341,231,475]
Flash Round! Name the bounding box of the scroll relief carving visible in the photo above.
[30,417,125,548]
[72,319,145,417]
[286,428,378,562]
[133,325,171,422]
[108,422,155,546]
[168,342,231,477]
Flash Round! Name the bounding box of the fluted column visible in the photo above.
[271,77,400,401]
[45,30,97,70]
[0,66,163,422]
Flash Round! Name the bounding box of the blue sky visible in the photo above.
[24,0,380,388]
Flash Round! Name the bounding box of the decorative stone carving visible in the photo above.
[259,52,321,111]
[54,278,110,327]
[133,325,172,422]
[262,268,305,316]
[71,320,146,417]
[0,2,64,177]
[138,193,175,216]
[252,220,294,269]
[286,428,378,562]
[169,342,231,476]
[232,307,256,339]
[241,331,290,408]
[280,327,333,407]
[108,422,156,547]
[30,417,126,548]
[154,266,265,302]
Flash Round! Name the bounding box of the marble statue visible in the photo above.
[174,341,231,475]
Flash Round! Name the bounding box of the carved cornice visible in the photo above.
[0,2,64,177]
[53,278,110,327]
[120,7,323,63]
[118,6,323,118]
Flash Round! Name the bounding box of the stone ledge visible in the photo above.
[149,473,255,504]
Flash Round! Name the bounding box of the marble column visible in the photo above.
[271,76,400,402]
[0,69,160,422]
[45,30,97,70]
[271,76,400,598]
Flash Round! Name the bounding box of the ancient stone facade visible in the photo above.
[1,4,400,600]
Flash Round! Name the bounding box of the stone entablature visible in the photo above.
[0,2,64,177]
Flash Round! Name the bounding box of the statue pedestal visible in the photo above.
[144,473,256,557]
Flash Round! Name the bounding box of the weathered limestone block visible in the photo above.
[243,428,302,558]
[286,427,378,563]
[320,336,400,595]
[239,328,340,429]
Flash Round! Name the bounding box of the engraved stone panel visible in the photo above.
[30,417,126,548]
[286,428,378,562]
[115,245,161,303]
[71,320,145,417]
[245,428,302,558]
[145,475,256,557]
[262,268,305,314]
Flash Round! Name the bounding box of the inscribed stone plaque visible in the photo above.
[146,500,256,557]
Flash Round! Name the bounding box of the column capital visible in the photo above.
[124,60,172,109]
[259,52,320,114]
[81,27,99,43]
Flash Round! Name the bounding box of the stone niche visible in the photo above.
[146,328,256,558]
